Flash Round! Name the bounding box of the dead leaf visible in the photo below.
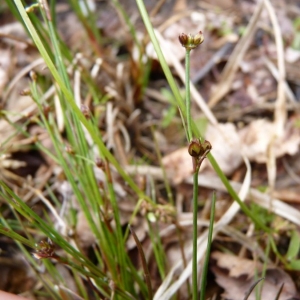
[211,251,263,279]
[211,251,298,300]
[239,119,300,163]
[205,123,243,175]
[162,147,193,184]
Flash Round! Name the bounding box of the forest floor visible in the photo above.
[1,0,300,299]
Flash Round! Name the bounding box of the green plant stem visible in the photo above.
[185,49,192,141]
[200,192,216,300]
[185,46,198,300]
[192,171,199,300]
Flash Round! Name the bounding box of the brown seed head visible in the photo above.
[178,33,189,46]
[201,140,212,153]
[188,138,203,157]
[193,31,204,46]
[33,240,55,259]
[179,31,204,50]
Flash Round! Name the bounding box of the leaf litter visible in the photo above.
[1,0,300,299]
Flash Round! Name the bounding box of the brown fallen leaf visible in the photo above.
[211,251,298,300]
[205,123,243,174]
[239,119,300,163]
[162,146,193,184]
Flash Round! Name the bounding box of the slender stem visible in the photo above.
[192,171,199,300]
[200,192,216,300]
[185,49,192,141]
[185,46,202,299]
[185,47,198,300]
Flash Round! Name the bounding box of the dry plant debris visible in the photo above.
[1,0,300,299]
[211,251,297,300]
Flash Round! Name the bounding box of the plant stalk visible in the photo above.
[184,46,200,300]
[184,47,200,300]
[185,49,192,141]
[192,171,199,300]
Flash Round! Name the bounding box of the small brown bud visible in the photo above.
[178,33,189,46]
[201,140,212,153]
[30,71,37,81]
[188,138,203,157]
[179,31,204,50]
[20,89,31,96]
[80,104,90,119]
[65,145,74,155]
[33,239,55,259]
[193,31,204,46]
[95,157,105,169]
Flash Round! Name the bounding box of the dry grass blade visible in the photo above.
[208,0,264,108]
[263,0,286,137]
[263,0,287,208]
[274,283,284,300]
[243,277,264,300]
[263,57,297,104]
[129,226,153,300]
[3,57,44,102]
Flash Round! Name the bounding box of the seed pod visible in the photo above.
[193,31,204,46]
[178,33,189,47]
[33,239,55,259]
[188,138,203,157]
[179,31,204,50]
[201,140,212,153]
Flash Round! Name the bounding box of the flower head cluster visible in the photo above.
[178,31,204,50]
[188,138,212,172]
[33,239,55,259]
[188,138,211,157]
